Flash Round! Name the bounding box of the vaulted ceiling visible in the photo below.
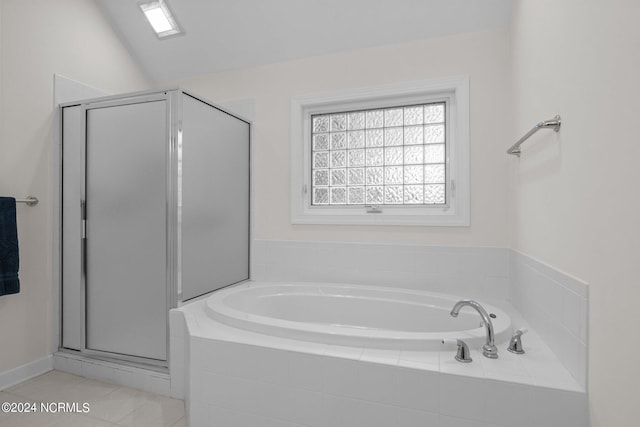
[95,0,513,82]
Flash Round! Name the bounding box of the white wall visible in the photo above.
[510,1,640,425]
[168,29,512,247]
[0,0,149,374]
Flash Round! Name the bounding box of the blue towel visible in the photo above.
[0,197,20,296]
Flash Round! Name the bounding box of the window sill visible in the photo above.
[291,204,469,227]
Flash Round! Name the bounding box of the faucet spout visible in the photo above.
[450,299,498,359]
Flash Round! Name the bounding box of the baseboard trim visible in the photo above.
[0,355,54,391]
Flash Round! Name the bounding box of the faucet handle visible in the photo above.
[442,339,473,363]
[507,328,528,354]
[455,339,473,363]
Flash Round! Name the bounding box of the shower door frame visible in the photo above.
[58,87,251,369]
[60,89,181,368]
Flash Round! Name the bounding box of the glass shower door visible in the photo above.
[84,99,168,361]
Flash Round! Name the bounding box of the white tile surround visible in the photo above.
[510,251,588,389]
[177,298,588,427]
[252,239,588,388]
[252,239,511,301]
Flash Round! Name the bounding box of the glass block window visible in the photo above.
[311,102,446,206]
[291,76,469,226]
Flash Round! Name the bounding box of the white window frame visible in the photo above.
[290,76,469,226]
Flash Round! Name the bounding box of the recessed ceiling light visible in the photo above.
[138,0,183,39]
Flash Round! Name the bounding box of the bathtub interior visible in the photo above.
[217,283,483,331]
[247,293,480,331]
[204,282,512,351]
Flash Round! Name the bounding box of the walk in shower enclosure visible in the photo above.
[59,89,250,366]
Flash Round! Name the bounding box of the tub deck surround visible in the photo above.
[251,240,589,389]
[175,283,588,427]
[206,282,512,351]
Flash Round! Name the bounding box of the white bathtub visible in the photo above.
[205,281,512,350]
[178,281,587,427]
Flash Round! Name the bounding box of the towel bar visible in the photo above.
[507,115,561,157]
[15,196,38,206]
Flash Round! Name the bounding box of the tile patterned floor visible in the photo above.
[0,370,185,427]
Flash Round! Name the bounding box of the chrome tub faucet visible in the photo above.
[450,299,498,359]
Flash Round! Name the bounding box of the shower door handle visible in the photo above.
[81,201,87,278]
[81,200,87,239]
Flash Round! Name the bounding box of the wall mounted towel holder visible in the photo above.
[15,196,39,206]
[507,115,561,157]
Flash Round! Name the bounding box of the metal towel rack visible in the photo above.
[15,196,39,206]
[507,115,561,157]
